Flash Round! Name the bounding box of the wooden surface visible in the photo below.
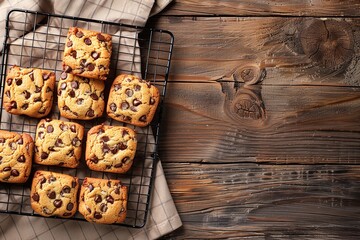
[148,1,360,239]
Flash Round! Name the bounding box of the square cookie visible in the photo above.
[31,171,79,218]
[3,66,55,118]
[63,27,112,81]
[57,72,105,119]
[85,125,137,173]
[78,177,127,224]
[0,130,33,183]
[34,119,84,168]
[106,74,160,127]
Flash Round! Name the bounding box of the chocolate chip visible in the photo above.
[69,90,75,98]
[15,78,22,86]
[71,81,79,89]
[47,191,56,199]
[41,152,48,159]
[29,72,34,81]
[90,93,98,100]
[121,102,129,110]
[42,73,50,80]
[62,186,71,194]
[34,97,41,102]
[107,181,111,187]
[133,99,142,106]
[76,31,84,38]
[97,33,105,41]
[40,177,46,188]
[88,184,94,192]
[46,125,53,133]
[94,212,102,219]
[59,124,68,131]
[91,51,99,60]
[3,166,11,171]
[10,101,17,109]
[115,188,120,194]
[68,149,75,157]
[66,202,74,211]
[49,176,56,182]
[72,181,77,188]
[84,38,92,45]
[122,129,129,137]
[23,90,31,99]
[17,155,25,162]
[102,144,110,153]
[90,156,98,163]
[119,143,127,150]
[53,139,62,147]
[139,115,147,122]
[63,212,72,217]
[150,97,156,105]
[60,72,67,80]
[46,87,52,93]
[86,109,95,117]
[146,81,151,88]
[86,63,95,71]
[125,89,133,97]
[10,169,19,176]
[0,138,4,144]
[70,50,77,58]
[72,137,80,147]
[70,125,76,133]
[32,193,39,202]
[122,157,130,163]
[9,142,16,150]
[101,136,109,142]
[76,98,84,105]
[109,103,117,112]
[111,146,119,154]
[64,65,72,73]
[94,194,102,203]
[67,40,73,47]
[114,84,121,91]
[6,78,12,86]
[86,206,91,213]
[106,195,114,204]
[80,59,86,67]
[100,203,108,212]
[35,86,41,93]
[5,90,10,98]
[63,105,70,111]
[53,199,62,208]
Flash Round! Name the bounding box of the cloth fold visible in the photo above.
[0,0,181,239]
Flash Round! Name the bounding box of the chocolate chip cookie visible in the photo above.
[85,125,137,173]
[31,171,79,218]
[3,66,55,118]
[57,72,105,120]
[106,74,160,127]
[63,27,112,81]
[78,177,127,224]
[0,130,33,183]
[34,119,84,168]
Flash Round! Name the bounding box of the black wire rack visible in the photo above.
[0,9,174,228]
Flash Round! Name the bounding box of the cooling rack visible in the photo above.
[0,9,174,228]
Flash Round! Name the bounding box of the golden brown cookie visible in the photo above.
[30,171,79,218]
[57,72,105,119]
[0,130,33,183]
[3,66,55,118]
[106,74,160,127]
[34,119,84,168]
[78,177,127,224]
[62,27,112,81]
[85,125,137,173]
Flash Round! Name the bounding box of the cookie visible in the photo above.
[30,171,79,218]
[63,27,112,81]
[57,72,105,120]
[34,119,84,168]
[0,130,33,183]
[106,74,160,127]
[3,66,55,118]
[78,177,127,224]
[85,125,137,173]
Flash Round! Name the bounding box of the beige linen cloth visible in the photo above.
[0,0,181,239]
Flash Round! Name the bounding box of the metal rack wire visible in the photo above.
[0,9,174,228]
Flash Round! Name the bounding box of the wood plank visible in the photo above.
[161,0,360,16]
[159,83,360,164]
[148,17,360,87]
[160,163,360,239]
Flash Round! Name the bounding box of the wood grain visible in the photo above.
[160,163,360,239]
[159,83,360,164]
[148,17,360,87]
[161,0,360,16]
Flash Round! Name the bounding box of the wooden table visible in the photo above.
[147,1,360,239]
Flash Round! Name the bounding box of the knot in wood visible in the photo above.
[233,64,265,85]
[300,19,354,70]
